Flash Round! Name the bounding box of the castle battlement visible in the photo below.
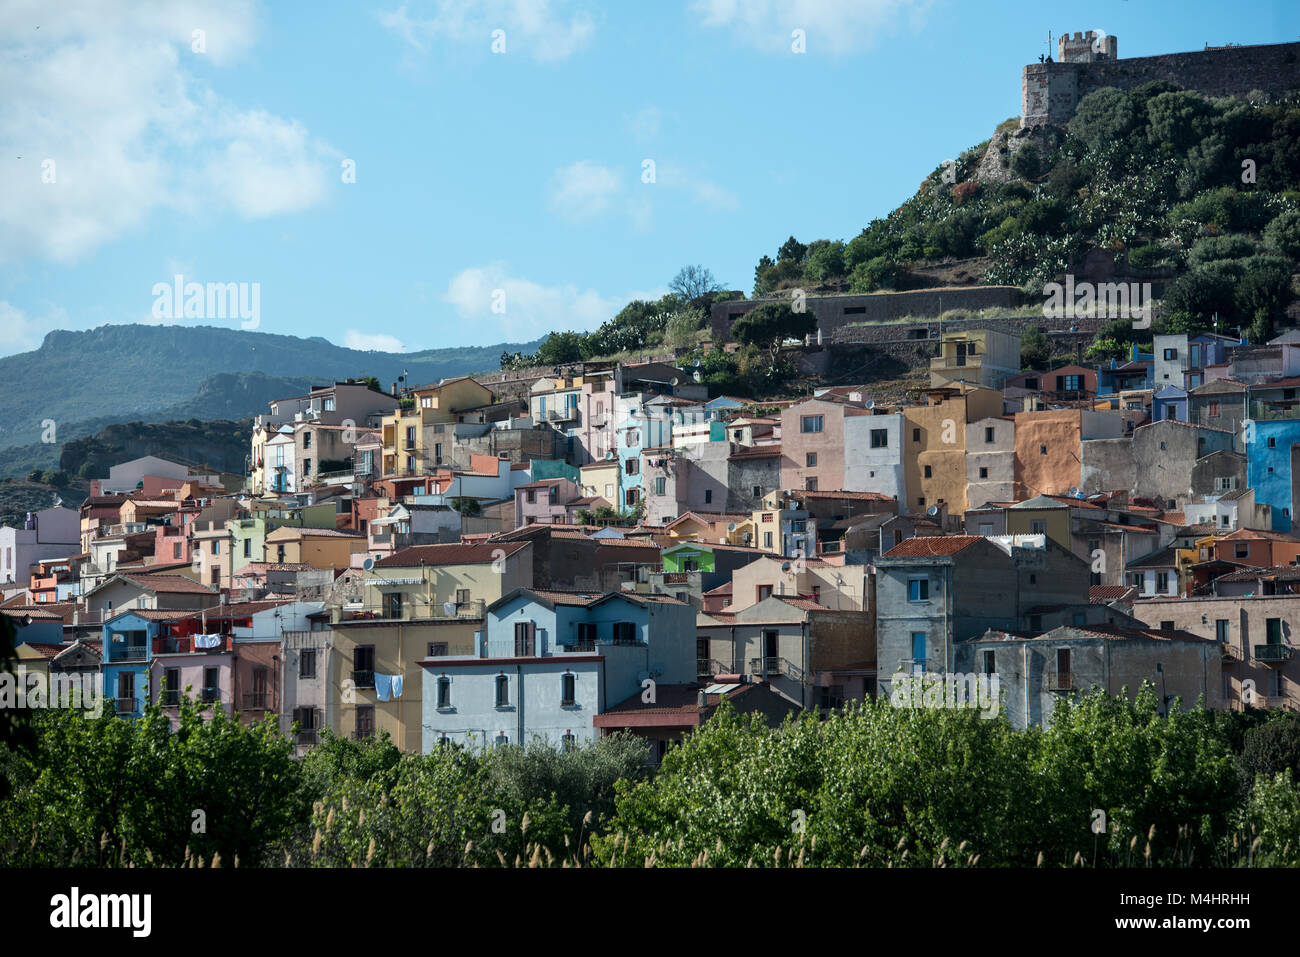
[1022,36,1300,127]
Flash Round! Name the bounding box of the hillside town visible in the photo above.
[4,318,1298,754]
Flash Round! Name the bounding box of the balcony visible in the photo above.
[1046,671,1074,693]
[1254,644,1293,664]
[112,645,148,662]
[115,697,138,715]
[352,670,375,689]
[160,690,181,707]
[1221,642,1237,661]
[297,729,318,746]
[352,729,375,741]
[749,657,805,681]
[545,407,580,424]
[341,598,485,623]
[242,692,270,710]
[697,658,725,680]
[200,689,221,704]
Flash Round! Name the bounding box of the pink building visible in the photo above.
[514,478,586,527]
[579,367,617,466]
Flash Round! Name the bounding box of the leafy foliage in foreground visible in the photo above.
[3,687,1299,867]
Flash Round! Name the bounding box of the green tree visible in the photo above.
[731,302,816,366]
[1020,327,1051,369]
[1264,209,1300,259]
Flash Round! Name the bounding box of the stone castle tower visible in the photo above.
[1022,32,1300,127]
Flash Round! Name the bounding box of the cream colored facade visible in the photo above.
[381,377,493,477]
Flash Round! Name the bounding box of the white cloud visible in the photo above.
[345,330,409,353]
[689,0,928,55]
[379,0,596,62]
[547,160,624,223]
[656,162,740,212]
[443,262,655,342]
[0,0,337,263]
[626,105,664,141]
[0,300,69,356]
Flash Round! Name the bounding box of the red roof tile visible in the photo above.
[881,535,984,558]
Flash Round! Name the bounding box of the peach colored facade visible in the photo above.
[1013,409,1124,498]
[902,385,1002,515]
[781,398,849,493]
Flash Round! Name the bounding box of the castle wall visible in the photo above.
[1022,41,1300,127]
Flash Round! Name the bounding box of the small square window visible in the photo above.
[806,452,817,467]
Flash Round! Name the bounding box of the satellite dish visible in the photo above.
[605,451,616,461]
[926,505,939,516]
[727,522,737,531]
[1068,486,1082,498]
[362,558,374,571]
[671,377,679,387]
[781,561,791,572]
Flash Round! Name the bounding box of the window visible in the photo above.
[303,431,312,449]
[655,477,666,495]
[1208,400,1220,418]
[1060,375,1082,392]
[982,650,996,675]
[561,673,576,706]
[1030,520,1046,534]
[985,426,995,443]
[704,489,712,504]
[801,415,824,434]
[978,467,988,479]
[1029,574,1037,584]
[1039,445,1047,455]
[910,633,926,674]
[495,674,510,707]
[1160,620,1174,632]
[625,489,639,507]
[870,429,888,448]
[212,540,221,555]
[1268,437,1277,448]
[805,477,818,491]
[353,646,375,687]
[908,578,929,602]
[1156,572,1169,593]
[1266,617,1283,646]
[385,592,402,619]
[625,458,639,475]
[625,430,640,447]
[612,622,637,645]
[917,497,926,507]
[525,489,536,503]
[455,589,470,606]
[299,648,317,679]
[1216,619,1229,643]
[162,667,180,706]
[513,621,535,656]
[1163,348,1177,360]
[753,485,762,498]
[355,706,374,739]
[243,538,251,558]
[1235,543,1249,559]
[924,465,932,478]
[427,642,447,658]
[202,667,219,703]
[575,622,597,650]
[912,428,921,442]
[805,452,817,467]
[763,532,773,549]
[437,676,451,709]
[173,542,182,559]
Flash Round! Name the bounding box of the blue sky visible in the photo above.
[2,0,1297,357]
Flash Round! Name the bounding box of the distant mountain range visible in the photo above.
[0,324,542,478]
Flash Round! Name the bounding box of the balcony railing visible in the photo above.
[160,690,181,707]
[112,645,148,661]
[1254,644,1293,664]
[1047,671,1074,692]
[352,670,375,689]
[242,692,270,709]
[697,658,725,679]
[115,697,138,714]
[297,729,318,746]
[341,598,486,623]
[352,729,375,741]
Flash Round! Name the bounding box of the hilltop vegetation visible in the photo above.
[750,84,1299,342]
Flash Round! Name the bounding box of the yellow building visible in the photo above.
[1003,496,1073,549]
[901,384,1002,515]
[381,377,494,477]
[929,329,1022,389]
[579,460,620,504]
[327,541,534,750]
[264,526,368,571]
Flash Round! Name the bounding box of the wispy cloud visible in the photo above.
[443,262,660,341]
[0,0,337,264]
[345,330,409,352]
[379,0,597,62]
[0,300,69,356]
[547,160,624,223]
[689,0,928,55]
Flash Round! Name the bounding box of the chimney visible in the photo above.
[697,689,707,709]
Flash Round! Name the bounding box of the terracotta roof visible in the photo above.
[197,599,296,617]
[2,607,64,622]
[769,595,832,612]
[523,589,602,606]
[799,490,895,502]
[375,541,529,567]
[1222,527,1300,542]
[595,682,761,720]
[110,608,202,621]
[1045,623,1213,643]
[122,574,218,595]
[881,535,984,558]
[1089,585,1138,605]
[1215,565,1300,583]
[515,478,568,490]
[24,642,64,659]
[728,446,782,459]
[1126,546,1178,569]
[703,582,732,596]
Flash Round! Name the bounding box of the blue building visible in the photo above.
[418,589,695,752]
[1245,418,1300,532]
[1153,385,1188,422]
[101,610,186,717]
